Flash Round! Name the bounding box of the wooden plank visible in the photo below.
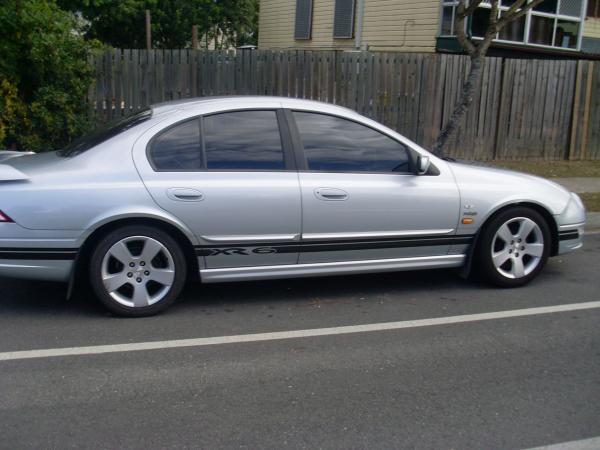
[569,60,584,160]
[589,61,600,160]
[106,49,114,121]
[94,52,104,124]
[580,61,595,160]
[561,61,577,158]
[495,58,514,160]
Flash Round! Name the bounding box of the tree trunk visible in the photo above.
[431,56,484,157]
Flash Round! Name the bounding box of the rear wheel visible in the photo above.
[89,226,187,316]
[477,207,551,288]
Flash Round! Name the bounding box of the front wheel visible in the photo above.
[89,225,187,316]
[477,207,551,288]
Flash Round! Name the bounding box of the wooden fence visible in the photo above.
[88,49,600,160]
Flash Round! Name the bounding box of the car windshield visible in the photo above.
[58,109,152,157]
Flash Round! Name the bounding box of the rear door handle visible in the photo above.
[166,188,204,202]
[314,188,349,201]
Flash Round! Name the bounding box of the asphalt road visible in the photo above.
[0,235,599,449]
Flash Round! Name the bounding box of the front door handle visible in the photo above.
[167,188,204,202]
[315,188,349,201]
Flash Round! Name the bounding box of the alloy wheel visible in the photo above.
[491,217,544,279]
[101,236,175,308]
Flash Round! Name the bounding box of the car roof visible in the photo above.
[150,96,358,117]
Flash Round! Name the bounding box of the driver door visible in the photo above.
[288,111,461,264]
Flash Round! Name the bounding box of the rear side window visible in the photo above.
[293,112,411,173]
[203,111,285,170]
[148,110,287,171]
[149,119,202,170]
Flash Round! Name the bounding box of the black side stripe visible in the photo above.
[195,235,474,256]
[559,230,580,241]
[0,248,78,260]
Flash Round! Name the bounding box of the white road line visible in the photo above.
[525,436,600,450]
[1,301,599,362]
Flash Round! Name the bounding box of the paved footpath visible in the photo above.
[554,178,600,230]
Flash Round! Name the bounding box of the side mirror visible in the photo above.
[416,155,431,175]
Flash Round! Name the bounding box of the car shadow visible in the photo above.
[175,268,483,310]
[3,258,572,318]
[0,268,481,317]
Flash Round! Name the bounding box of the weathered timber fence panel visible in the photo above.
[88,49,599,160]
[569,60,600,160]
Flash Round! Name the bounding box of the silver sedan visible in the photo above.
[0,97,586,316]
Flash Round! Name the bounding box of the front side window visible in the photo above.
[203,111,285,170]
[293,112,411,173]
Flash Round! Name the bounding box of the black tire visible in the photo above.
[477,207,551,288]
[89,225,187,317]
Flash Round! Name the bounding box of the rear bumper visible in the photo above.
[0,223,80,282]
[0,258,74,282]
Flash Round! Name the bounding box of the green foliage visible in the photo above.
[0,79,25,146]
[57,0,259,49]
[0,0,96,151]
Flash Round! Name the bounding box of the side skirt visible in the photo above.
[200,254,466,283]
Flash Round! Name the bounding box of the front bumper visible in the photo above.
[557,223,585,254]
[555,193,586,255]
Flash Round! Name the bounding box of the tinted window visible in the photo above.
[203,111,285,170]
[59,109,152,158]
[293,112,411,173]
[149,119,202,170]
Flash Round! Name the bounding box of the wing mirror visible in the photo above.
[416,155,431,175]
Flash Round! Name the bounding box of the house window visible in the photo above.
[440,1,456,36]
[587,0,599,17]
[294,0,313,40]
[333,0,356,38]
[439,0,584,51]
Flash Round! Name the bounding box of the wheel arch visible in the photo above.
[68,217,199,298]
[460,201,559,279]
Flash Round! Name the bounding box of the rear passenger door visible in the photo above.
[137,109,302,269]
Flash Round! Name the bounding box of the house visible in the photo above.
[258,0,600,57]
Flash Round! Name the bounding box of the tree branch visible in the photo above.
[477,0,500,56]
[455,0,476,55]
[458,0,484,18]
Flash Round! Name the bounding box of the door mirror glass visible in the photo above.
[416,155,430,175]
